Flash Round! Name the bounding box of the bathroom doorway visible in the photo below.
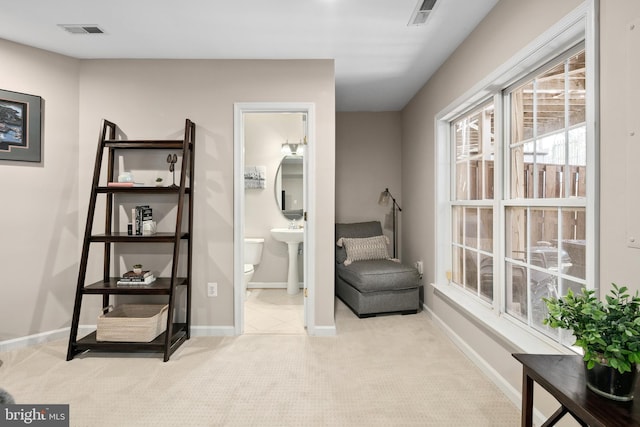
[233,103,315,335]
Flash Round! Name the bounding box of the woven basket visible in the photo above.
[96,304,168,342]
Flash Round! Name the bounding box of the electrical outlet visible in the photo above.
[415,261,424,275]
[207,282,218,297]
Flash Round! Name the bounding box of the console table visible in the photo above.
[513,353,640,427]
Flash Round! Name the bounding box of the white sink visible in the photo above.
[270,227,304,244]
[270,228,304,294]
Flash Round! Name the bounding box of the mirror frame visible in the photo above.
[275,155,304,220]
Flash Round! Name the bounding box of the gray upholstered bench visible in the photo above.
[335,221,420,318]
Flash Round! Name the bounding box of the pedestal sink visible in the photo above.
[270,228,304,295]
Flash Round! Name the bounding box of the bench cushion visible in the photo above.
[336,259,419,293]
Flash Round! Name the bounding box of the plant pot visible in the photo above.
[584,361,638,401]
[133,267,142,274]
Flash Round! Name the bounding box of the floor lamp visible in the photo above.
[378,188,402,258]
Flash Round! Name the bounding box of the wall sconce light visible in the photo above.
[281,136,307,156]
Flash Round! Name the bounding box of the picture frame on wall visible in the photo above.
[0,89,42,163]
[244,165,267,189]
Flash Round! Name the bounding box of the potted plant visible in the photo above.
[155,177,163,187]
[543,283,640,401]
[132,264,143,274]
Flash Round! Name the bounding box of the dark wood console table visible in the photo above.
[513,353,640,426]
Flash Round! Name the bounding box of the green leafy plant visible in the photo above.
[544,284,640,374]
[133,264,142,269]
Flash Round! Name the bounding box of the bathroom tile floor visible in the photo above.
[244,288,305,335]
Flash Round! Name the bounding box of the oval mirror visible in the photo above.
[274,155,304,220]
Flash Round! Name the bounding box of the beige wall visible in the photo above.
[599,0,640,290]
[335,112,402,257]
[77,59,335,330]
[0,39,80,340]
[0,41,335,340]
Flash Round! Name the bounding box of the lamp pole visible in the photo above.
[390,194,401,259]
[379,188,402,259]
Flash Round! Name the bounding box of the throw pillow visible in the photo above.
[336,235,390,266]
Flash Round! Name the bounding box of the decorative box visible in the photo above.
[96,304,168,342]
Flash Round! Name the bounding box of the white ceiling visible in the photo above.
[0,0,498,111]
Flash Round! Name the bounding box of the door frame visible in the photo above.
[233,102,316,335]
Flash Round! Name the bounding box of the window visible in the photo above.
[504,48,587,344]
[451,103,495,302]
[446,45,593,348]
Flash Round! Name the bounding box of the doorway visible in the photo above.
[233,103,316,335]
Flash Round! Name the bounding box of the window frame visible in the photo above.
[449,101,496,303]
[434,1,598,354]
[502,45,589,338]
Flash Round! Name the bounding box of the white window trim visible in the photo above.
[434,0,598,354]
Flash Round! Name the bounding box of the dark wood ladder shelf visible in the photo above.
[66,119,195,362]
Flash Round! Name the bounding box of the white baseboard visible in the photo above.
[424,304,521,403]
[0,324,237,352]
[0,328,70,352]
[190,326,236,336]
[308,325,337,336]
[423,302,547,425]
[248,282,303,289]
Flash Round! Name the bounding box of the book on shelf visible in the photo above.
[132,205,152,235]
[131,207,137,234]
[117,275,156,286]
[122,270,152,279]
[107,182,145,187]
[141,206,152,221]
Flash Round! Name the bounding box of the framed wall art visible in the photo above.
[244,165,266,189]
[0,89,42,162]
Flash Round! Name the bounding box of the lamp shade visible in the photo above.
[378,188,390,206]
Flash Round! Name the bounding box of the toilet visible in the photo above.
[244,238,264,297]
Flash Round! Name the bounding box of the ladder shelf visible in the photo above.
[66,119,195,362]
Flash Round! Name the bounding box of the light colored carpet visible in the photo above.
[0,299,520,426]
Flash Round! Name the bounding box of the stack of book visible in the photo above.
[117,270,156,286]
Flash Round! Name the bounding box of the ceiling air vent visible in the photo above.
[59,25,105,35]
[408,0,438,26]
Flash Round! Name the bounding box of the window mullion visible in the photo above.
[495,93,506,314]
[532,78,538,199]
[564,58,571,199]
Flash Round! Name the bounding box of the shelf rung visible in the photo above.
[97,186,191,194]
[89,232,188,243]
[104,140,187,149]
[82,277,187,294]
[74,323,188,353]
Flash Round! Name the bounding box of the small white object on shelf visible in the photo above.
[142,220,157,235]
[118,172,134,183]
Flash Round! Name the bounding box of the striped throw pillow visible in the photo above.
[336,235,390,266]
